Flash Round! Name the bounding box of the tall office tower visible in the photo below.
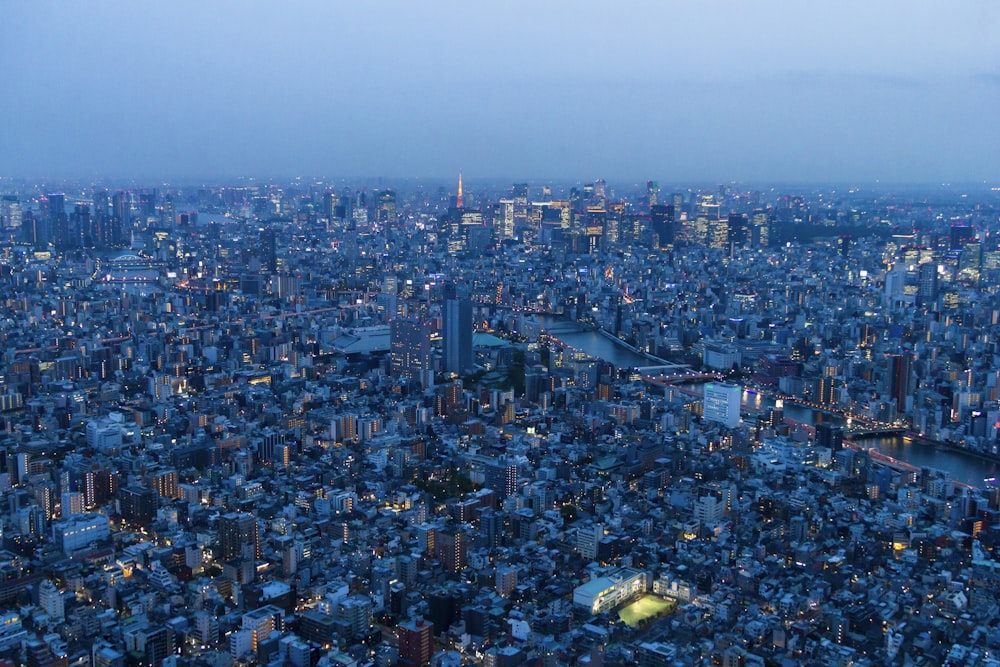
[497,199,515,239]
[377,189,396,222]
[888,353,912,413]
[703,382,741,428]
[728,213,749,250]
[512,183,529,229]
[593,178,607,202]
[950,223,975,251]
[708,216,730,249]
[37,193,64,248]
[390,318,433,387]
[398,618,434,667]
[218,511,261,561]
[456,172,464,209]
[649,204,674,250]
[71,204,90,248]
[322,191,337,219]
[485,456,518,499]
[696,194,720,220]
[959,242,982,283]
[92,190,110,247]
[111,191,129,246]
[646,180,659,207]
[260,229,278,273]
[751,209,770,247]
[917,262,939,307]
[0,195,21,230]
[137,189,156,219]
[443,287,473,374]
[815,422,844,451]
[49,193,68,246]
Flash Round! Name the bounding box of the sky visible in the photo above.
[1,1,998,184]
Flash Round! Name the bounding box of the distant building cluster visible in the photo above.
[0,177,998,666]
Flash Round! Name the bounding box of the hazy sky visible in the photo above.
[2,1,998,183]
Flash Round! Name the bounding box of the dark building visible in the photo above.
[217,511,260,561]
[888,353,912,413]
[434,529,467,573]
[261,229,278,274]
[950,223,975,251]
[443,286,473,375]
[728,213,749,249]
[390,318,432,388]
[917,261,939,307]
[299,610,338,647]
[397,617,433,667]
[485,457,518,500]
[119,486,156,527]
[649,204,675,250]
[815,422,844,451]
[111,191,129,246]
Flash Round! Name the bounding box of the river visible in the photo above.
[531,315,997,487]
[534,315,655,369]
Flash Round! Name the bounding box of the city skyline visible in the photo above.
[2,1,998,183]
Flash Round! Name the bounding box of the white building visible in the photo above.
[703,382,741,428]
[52,513,111,552]
[38,579,64,620]
[572,568,647,616]
[703,344,741,371]
[693,494,726,525]
[86,416,124,452]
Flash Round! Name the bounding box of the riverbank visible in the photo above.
[904,432,1000,467]
[595,327,671,365]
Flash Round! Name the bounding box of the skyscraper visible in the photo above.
[390,318,432,387]
[950,223,975,251]
[443,286,473,374]
[111,191,130,246]
[888,353,912,413]
[649,204,674,250]
[917,262,939,307]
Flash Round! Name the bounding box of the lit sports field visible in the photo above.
[618,595,675,628]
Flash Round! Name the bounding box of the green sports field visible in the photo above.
[617,595,675,628]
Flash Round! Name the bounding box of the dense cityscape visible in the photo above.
[1,176,1000,667]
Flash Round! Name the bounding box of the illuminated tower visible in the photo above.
[456,172,464,210]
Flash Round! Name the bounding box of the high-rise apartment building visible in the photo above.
[397,618,433,667]
[218,512,261,561]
